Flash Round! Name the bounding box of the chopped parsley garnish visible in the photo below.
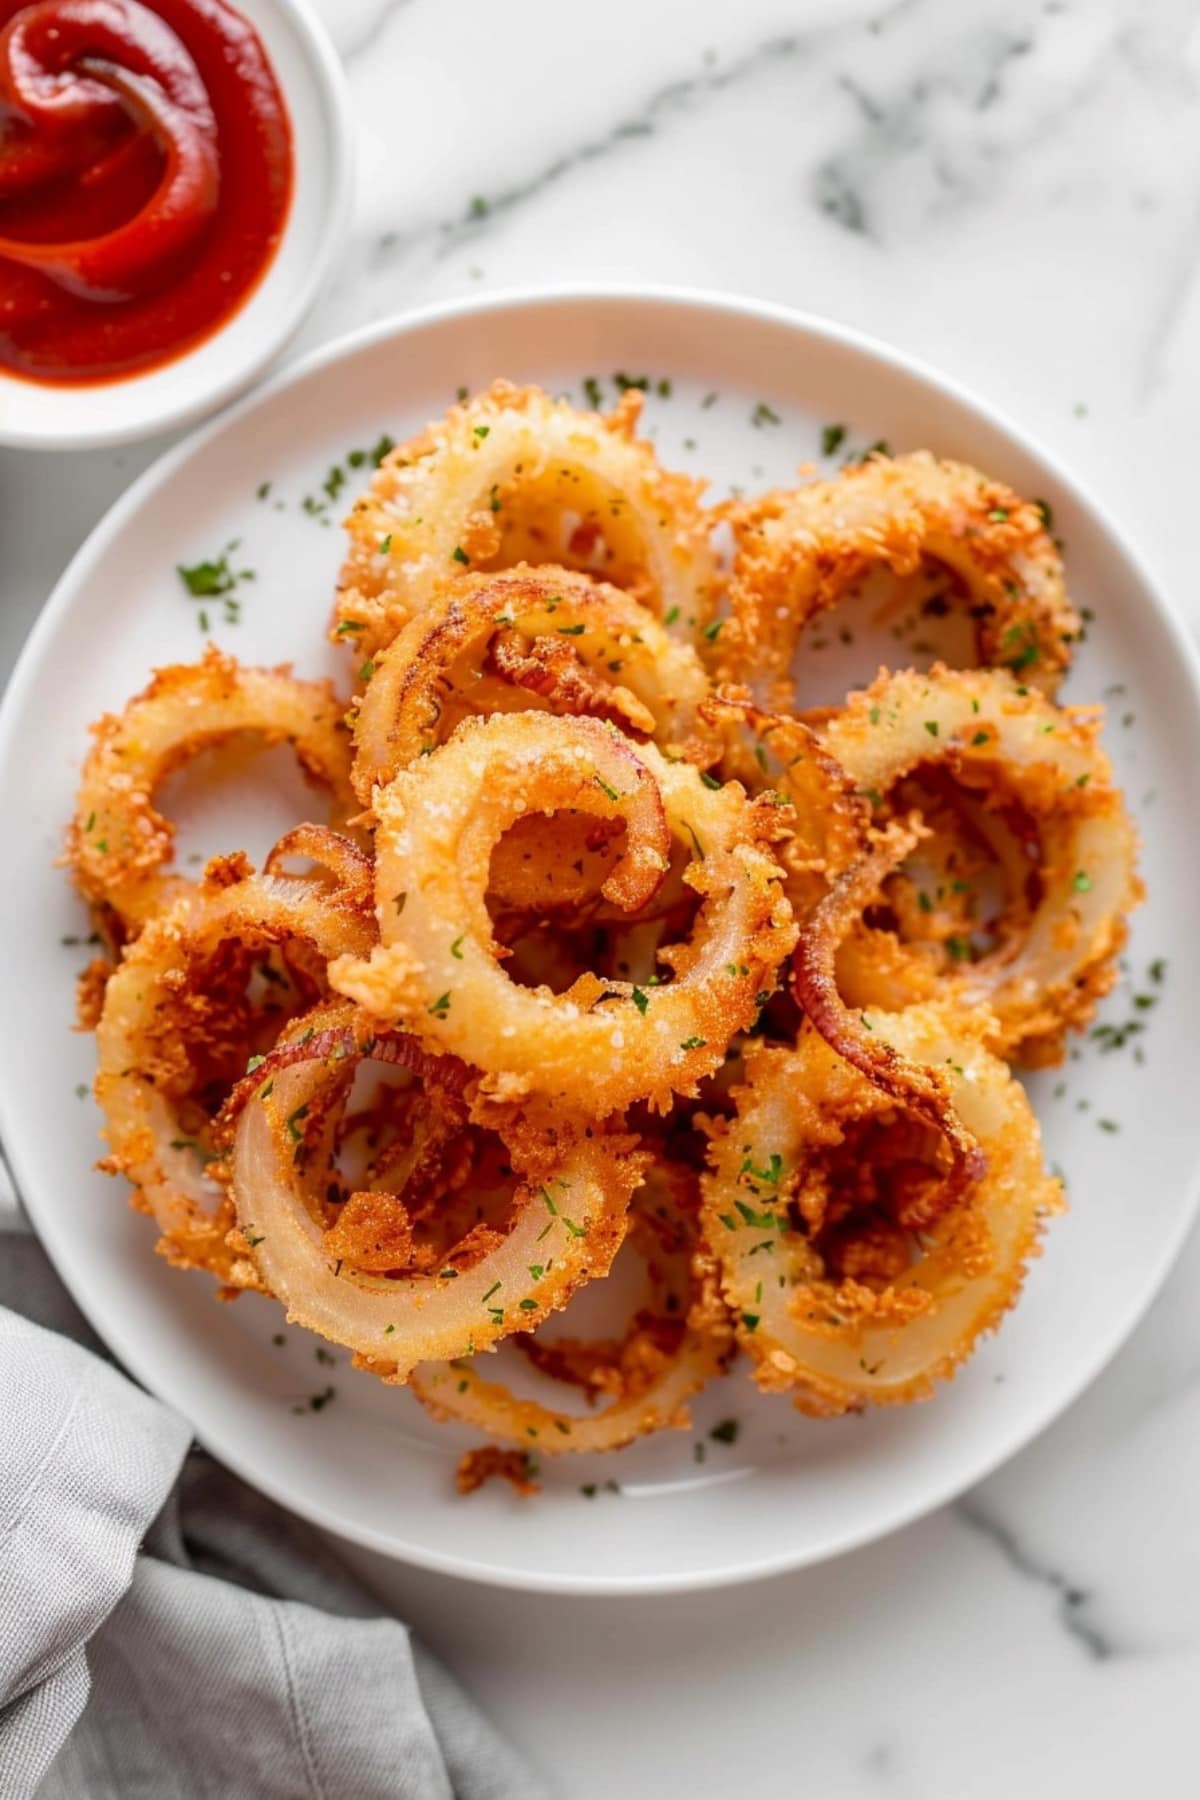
[709,1418,740,1445]
[1073,870,1092,893]
[593,775,621,803]
[702,619,724,642]
[452,545,470,565]
[450,935,465,959]
[336,620,365,636]
[923,719,939,737]
[679,1035,707,1051]
[307,1387,335,1412]
[821,423,846,457]
[751,401,781,427]
[583,376,603,409]
[428,992,452,1018]
[285,1104,309,1142]
[178,554,236,597]
[557,622,586,635]
[631,985,649,1015]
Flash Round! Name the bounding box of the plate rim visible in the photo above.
[3,283,1199,1594]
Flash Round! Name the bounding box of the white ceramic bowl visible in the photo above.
[1,289,1198,1593]
[0,0,351,452]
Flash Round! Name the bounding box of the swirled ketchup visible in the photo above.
[0,0,292,384]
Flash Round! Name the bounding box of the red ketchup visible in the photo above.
[0,0,293,384]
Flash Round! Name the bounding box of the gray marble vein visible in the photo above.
[955,1497,1115,1661]
[368,4,922,271]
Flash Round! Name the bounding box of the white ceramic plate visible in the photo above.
[2,289,1197,1595]
[0,0,351,452]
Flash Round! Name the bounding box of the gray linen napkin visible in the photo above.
[0,1234,549,1800]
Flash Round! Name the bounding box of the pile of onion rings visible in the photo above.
[67,383,1140,1488]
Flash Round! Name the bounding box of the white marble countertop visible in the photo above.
[5,0,1200,1793]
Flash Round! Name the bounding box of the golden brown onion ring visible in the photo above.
[720,452,1079,707]
[69,647,356,936]
[331,712,797,1112]
[95,863,374,1281]
[819,665,1141,1063]
[334,381,718,655]
[351,566,712,803]
[701,1008,1062,1415]
[229,1006,647,1378]
[409,1161,732,1454]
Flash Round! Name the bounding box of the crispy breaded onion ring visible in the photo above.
[228,1006,647,1379]
[331,712,797,1112]
[819,666,1140,1062]
[95,862,374,1281]
[701,1008,1062,1415]
[409,1162,731,1453]
[720,452,1079,707]
[351,566,712,803]
[335,380,718,655]
[69,647,356,936]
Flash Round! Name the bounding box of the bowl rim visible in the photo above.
[4,282,1199,1593]
[0,0,354,453]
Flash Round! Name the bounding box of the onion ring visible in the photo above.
[334,381,719,655]
[228,1006,647,1378]
[331,712,797,1112]
[701,1008,1062,1414]
[350,566,712,803]
[69,647,356,936]
[818,665,1141,1062]
[720,452,1079,707]
[409,1160,732,1453]
[94,862,373,1281]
